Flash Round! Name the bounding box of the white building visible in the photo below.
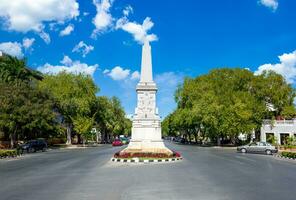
[260,119,296,145]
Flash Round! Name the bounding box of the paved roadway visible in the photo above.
[0,142,295,200]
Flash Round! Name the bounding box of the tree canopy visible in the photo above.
[0,54,131,148]
[163,68,296,145]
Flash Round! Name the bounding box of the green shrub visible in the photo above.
[0,149,20,158]
[281,151,296,159]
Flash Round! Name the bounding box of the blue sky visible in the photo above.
[0,0,296,118]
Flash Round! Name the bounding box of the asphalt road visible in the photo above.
[0,142,295,200]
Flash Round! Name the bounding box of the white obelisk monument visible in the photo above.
[123,41,172,154]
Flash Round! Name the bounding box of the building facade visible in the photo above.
[260,119,296,145]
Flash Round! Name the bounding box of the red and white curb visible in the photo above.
[111,157,183,163]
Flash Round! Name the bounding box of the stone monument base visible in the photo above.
[120,140,173,156]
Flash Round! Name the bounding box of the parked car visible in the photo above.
[175,137,189,144]
[237,142,278,155]
[112,139,123,146]
[19,140,47,153]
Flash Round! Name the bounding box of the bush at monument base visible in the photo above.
[114,151,181,159]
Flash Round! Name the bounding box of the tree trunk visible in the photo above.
[82,136,86,147]
[66,124,72,145]
[77,134,82,144]
[96,131,99,143]
[10,133,15,149]
[10,125,18,148]
[217,137,221,146]
[101,128,107,143]
[194,133,198,144]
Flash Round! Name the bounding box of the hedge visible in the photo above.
[0,149,20,158]
[281,151,296,159]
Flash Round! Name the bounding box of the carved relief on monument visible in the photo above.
[136,91,156,116]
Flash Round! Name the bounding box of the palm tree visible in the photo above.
[0,53,43,85]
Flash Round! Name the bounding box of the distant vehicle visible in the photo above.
[112,139,123,146]
[237,142,278,155]
[120,137,129,145]
[175,137,189,144]
[19,140,47,153]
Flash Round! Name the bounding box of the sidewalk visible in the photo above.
[51,143,105,150]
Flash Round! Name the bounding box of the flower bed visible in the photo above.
[0,149,20,158]
[114,151,181,159]
[281,151,296,159]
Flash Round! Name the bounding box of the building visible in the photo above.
[260,119,296,145]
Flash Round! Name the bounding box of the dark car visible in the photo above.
[237,142,278,155]
[175,137,189,144]
[20,140,47,153]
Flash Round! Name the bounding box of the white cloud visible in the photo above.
[72,41,94,57]
[255,50,296,83]
[123,5,133,16]
[103,69,110,74]
[0,0,79,43]
[104,66,140,81]
[39,30,51,44]
[155,72,184,117]
[131,71,140,80]
[92,0,113,37]
[22,38,35,50]
[259,0,278,11]
[37,56,98,76]
[60,55,73,66]
[116,17,158,44]
[155,72,183,89]
[60,24,74,36]
[0,42,23,57]
[105,66,130,80]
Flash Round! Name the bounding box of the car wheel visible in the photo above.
[42,147,46,152]
[29,147,35,153]
[266,149,272,155]
[241,148,247,153]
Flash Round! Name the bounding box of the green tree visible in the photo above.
[39,72,98,144]
[0,54,57,148]
[168,68,295,145]
[0,81,58,148]
[0,54,42,85]
[93,96,130,143]
[72,115,95,145]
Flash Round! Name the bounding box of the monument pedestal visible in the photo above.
[122,119,172,155]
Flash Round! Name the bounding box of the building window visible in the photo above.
[280,133,290,145]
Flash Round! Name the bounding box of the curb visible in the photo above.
[273,154,296,161]
[111,157,183,163]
